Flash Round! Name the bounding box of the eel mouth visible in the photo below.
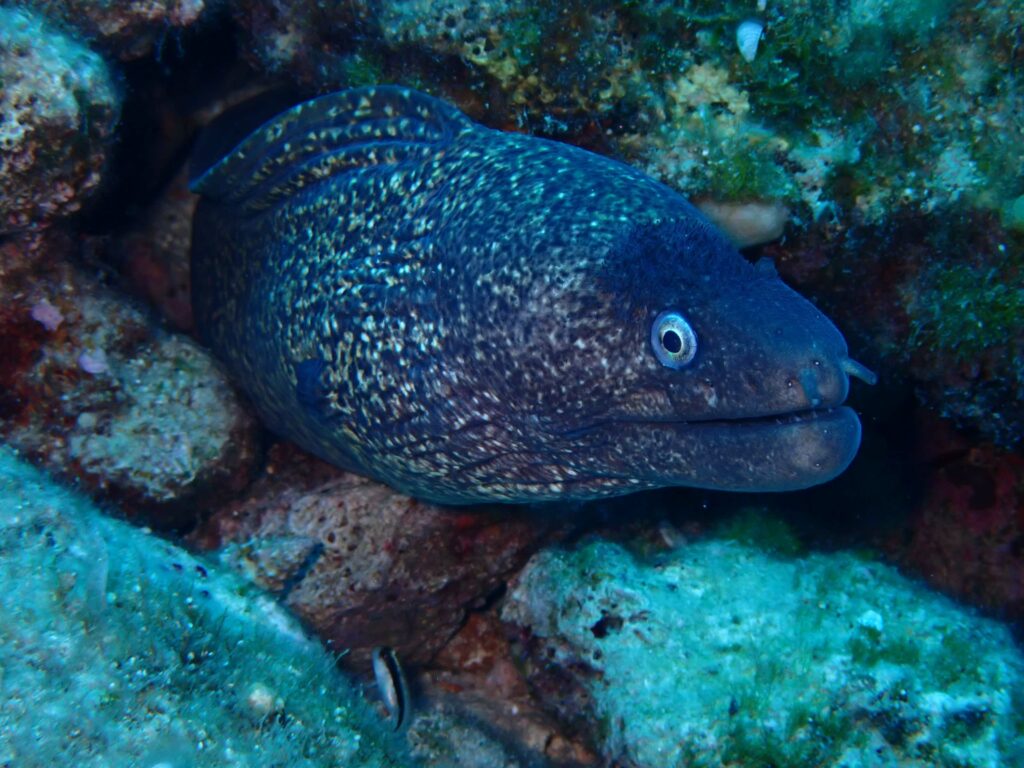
[555,356,877,494]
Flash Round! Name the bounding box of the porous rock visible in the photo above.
[193,444,557,670]
[0,6,120,233]
[503,538,1024,768]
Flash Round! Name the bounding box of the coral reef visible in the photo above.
[1,3,1023,764]
[0,231,259,527]
[503,538,1024,767]
[0,445,411,767]
[193,444,558,669]
[225,0,1024,226]
[0,5,120,233]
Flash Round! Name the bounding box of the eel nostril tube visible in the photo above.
[841,357,878,386]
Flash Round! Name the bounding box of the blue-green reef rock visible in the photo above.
[503,539,1024,767]
[0,446,409,767]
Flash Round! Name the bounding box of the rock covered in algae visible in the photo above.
[225,0,1022,221]
[0,232,259,527]
[0,5,120,233]
[0,446,412,768]
[502,539,1024,767]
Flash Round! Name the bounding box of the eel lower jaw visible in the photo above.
[560,406,863,493]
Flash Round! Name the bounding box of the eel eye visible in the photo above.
[651,310,697,369]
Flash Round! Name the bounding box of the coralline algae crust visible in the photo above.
[503,539,1024,767]
[0,446,410,767]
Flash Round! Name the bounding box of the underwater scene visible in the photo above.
[1,0,1023,766]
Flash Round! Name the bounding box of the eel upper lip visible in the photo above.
[632,405,850,428]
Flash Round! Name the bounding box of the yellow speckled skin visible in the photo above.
[191,86,863,504]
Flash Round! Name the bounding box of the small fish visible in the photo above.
[190,86,875,505]
[371,646,409,730]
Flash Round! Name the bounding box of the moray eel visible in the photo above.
[190,86,875,505]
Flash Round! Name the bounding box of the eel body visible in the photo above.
[190,86,873,505]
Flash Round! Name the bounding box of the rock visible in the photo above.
[882,415,1024,623]
[26,0,207,60]
[0,231,259,528]
[192,444,557,670]
[695,199,789,249]
[115,167,197,332]
[423,613,598,767]
[406,704,524,768]
[503,538,1024,768]
[0,445,412,767]
[0,6,120,234]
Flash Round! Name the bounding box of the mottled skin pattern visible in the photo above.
[191,86,865,505]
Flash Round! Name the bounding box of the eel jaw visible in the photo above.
[549,405,864,495]
[423,405,864,504]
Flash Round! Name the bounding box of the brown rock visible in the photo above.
[116,168,197,332]
[880,413,1024,622]
[423,612,598,767]
[25,0,208,60]
[193,444,557,670]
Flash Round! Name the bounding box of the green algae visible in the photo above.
[715,507,803,558]
[907,255,1024,361]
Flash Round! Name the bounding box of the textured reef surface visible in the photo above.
[0,447,534,768]
[0,446,409,767]
[1,0,1023,765]
[0,6,119,233]
[504,538,1024,767]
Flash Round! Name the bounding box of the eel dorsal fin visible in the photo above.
[189,85,476,214]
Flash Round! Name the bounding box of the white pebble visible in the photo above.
[245,682,282,718]
[695,199,789,248]
[736,19,764,63]
[30,298,63,331]
[78,349,109,375]
[857,609,884,633]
